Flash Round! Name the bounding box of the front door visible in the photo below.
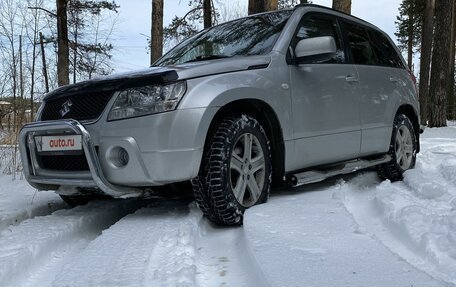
[289,13,361,170]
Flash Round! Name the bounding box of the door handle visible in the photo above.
[345,75,359,82]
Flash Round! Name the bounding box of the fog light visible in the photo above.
[108,146,129,168]
[118,147,129,166]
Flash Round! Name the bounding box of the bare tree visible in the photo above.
[163,0,218,48]
[428,0,454,127]
[151,0,163,64]
[0,0,19,131]
[26,0,42,120]
[418,0,435,123]
[332,0,351,14]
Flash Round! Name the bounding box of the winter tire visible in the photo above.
[377,113,417,181]
[192,115,272,226]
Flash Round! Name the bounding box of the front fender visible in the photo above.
[178,67,293,141]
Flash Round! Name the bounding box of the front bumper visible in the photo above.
[19,120,144,198]
[19,107,216,197]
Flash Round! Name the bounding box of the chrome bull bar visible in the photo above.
[19,120,144,198]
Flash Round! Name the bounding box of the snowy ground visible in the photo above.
[0,126,455,286]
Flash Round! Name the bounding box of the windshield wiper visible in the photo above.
[184,55,232,63]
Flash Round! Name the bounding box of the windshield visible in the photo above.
[155,10,293,66]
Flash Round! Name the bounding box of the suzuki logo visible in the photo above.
[59,99,73,117]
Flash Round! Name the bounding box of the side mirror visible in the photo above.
[294,36,337,64]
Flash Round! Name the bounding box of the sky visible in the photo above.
[111,0,402,73]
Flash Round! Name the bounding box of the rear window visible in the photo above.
[368,29,405,69]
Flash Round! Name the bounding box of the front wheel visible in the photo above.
[192,115,272,226]
[377,113,417,181]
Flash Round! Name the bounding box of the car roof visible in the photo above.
[294,4,383,34]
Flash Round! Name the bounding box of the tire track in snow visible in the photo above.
[0,196,67,235]
[194,219,271,287]
[53,199,270,287]
[0,199,144,287]
[0,177,67,234]
[338,139,456,287]
[53,199,197,287]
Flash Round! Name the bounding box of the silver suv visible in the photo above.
[19,4,421,225]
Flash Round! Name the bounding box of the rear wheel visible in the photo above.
[192,115,272,225]
[377,113,417,181]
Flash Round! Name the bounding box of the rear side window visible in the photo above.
[368,29,405,69]
[343,22,376,65]
[292,14,345,63]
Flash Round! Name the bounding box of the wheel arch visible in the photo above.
[203,99,286,187]
[396,104,420,153]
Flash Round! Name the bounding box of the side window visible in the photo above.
[343,22,376,65]
[369,29,405,69]
[292,14,345,64]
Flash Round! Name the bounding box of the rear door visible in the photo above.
[289,13,361,169]
[340,21,400,156]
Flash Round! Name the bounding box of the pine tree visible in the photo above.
[55,0,119,84]
[66,0,119,80]
[428,0,454,127]
[418,0,434,123]
[395,0,426,70]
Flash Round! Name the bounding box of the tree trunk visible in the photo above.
[407,5,414,71]
[19,35,24,128]
[419,0,434,124]
[73,24,78,84]
[249,0,277,15]
[150,0,163,65]
[332,0,351,14]
[203,0,211,29]
[57,0,69,86]
[267,0,278,11]
[39,32,49,93]
[448,3,456,119]
[428,0,453,127]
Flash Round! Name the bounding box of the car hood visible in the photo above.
[43,55,271,101]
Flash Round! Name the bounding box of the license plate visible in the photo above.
[35,135,82,152]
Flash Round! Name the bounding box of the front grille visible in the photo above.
[39,154,90,171]
[41,91,114,121]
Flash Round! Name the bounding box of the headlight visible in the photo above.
[107,81,186,121]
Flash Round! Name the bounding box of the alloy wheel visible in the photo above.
[395,125,414,170]
[230,133,266,207]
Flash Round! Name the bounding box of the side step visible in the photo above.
[289,155,392,187]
